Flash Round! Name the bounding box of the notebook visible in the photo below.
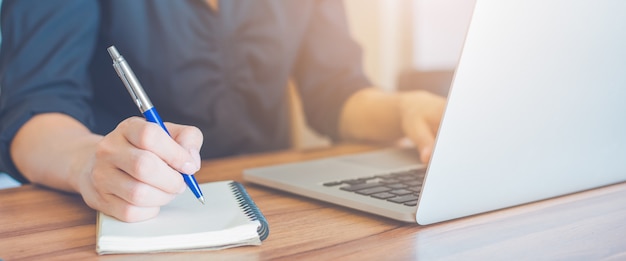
[243,0,626,225]
[96,181,269,254]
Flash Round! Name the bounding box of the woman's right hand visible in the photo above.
[79,117,203,222]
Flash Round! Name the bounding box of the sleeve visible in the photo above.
[0,0,100,183]
[292,0,372,141]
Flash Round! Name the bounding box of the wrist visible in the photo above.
[340,88,404,142]
[68,135,102,194]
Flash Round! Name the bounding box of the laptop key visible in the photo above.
[388,195,419,203]
[408,186,422,192]
[340,182,384,192]
[406,181,422,186]
[386,183,408,189]
[356,186,392,195]
[403,200,419,206]
[342,179,366,185]
[371,192,396,199]
[379,178,400,184]
[390,189,413,195]
[323,181,343,186]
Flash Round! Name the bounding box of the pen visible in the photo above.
[107,45,205,204]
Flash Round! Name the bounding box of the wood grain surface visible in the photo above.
[1,144,625,260]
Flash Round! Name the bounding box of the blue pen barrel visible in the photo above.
[143,107,170,136]
[142,107,204,198]
[182,175,203,198]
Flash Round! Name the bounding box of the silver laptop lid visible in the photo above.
[416,0,626,225]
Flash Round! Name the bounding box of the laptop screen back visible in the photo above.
[416,0,626,224]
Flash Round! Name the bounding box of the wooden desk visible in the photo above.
[1,144,625,260]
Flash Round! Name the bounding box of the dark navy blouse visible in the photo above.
[0,0,370,182]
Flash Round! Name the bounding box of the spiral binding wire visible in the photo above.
[228,181,270,241]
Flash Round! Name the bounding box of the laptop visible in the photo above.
[243,0,626,225]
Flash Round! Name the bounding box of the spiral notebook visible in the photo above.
[96,180,269,254]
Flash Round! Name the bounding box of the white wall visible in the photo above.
[344,0,475,89]
[412,0,476,71]
[344,0,414,91]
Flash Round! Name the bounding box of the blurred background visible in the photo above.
[293,0,476,149]
[344,0,475,94]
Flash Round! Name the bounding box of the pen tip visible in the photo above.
[198,196,206,205]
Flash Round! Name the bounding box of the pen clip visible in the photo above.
[112,62,144,111]
[108,46,153,112]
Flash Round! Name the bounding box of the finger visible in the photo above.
[120,117,200,174]
[100,192,161,222]
[164,122,203,151]
[164,122,203,167]
[110,146,187,195]
[85,172,162,222]
[97,167,179,207]
[403,117,436,164]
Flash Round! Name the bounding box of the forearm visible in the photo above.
[10,113,102,193]
[339,88,404,143]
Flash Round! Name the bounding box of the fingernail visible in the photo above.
[189,148,201,169]
[178,185,187,194]
[181,161,199,174]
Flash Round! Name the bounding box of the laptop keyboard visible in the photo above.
[323,167,426,206]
